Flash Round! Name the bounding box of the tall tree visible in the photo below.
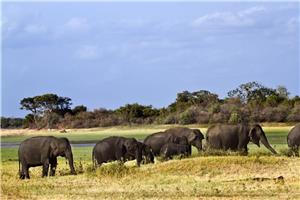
[20,94,72,128]
[227,81,276,103]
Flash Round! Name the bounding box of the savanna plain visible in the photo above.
[1,125,300,199]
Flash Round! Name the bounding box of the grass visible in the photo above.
[1,125,300,199]
[1,156,300,199]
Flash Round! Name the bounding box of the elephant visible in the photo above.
[124,141,155,164]
[18,136,76,179]
[160,143,190,160]
[144,127,204,156]
[287,124,300,156]
[206,124,277,155]
[92,136,142,168]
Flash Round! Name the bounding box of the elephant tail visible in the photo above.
[287,136,292,148]
[18,148,21,177]
[18,159,21,176]
[92,149,96,170]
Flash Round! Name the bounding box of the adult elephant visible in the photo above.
[18,136,76,179]
[287,124,300,156]
[206,124,277,154]
[92,136,142,167]
[144,127,204,156]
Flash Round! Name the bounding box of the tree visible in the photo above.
[72,105,87,115]
[228,81,276,103]
[276,85,289,99]
[20,94,72,129]
[20,97,40,125]
[170,90,219,112]
[115,103,159,125]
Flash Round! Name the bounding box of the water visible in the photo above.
[1,142,96,148]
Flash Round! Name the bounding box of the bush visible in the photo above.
[179,108,197,125]
[163,114,178,124]
[196,110,210,124]
[209,113,227,123]
[287,105,300,122]
[1,117,24,128]
[261,106,288,122]
[228,112,242,124]
[93,162,137,178]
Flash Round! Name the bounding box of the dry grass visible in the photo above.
[1,156,300,199]
[1,125,298,199]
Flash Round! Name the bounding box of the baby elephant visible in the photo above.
[160,143,190,160]
[124,141,155,164]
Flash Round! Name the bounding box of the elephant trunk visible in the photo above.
[148,151,155,164]
[65,149,76,175]
[260,134,277,154]
[193,140,202,152]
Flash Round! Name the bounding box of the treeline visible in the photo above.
[1,81,300,129]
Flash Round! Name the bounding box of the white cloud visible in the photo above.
[76,45,100,60]
[65,17,89,30]
[238,6,266,17]
[193,12,254,27]
[192,6,266,28]
[24,24,47,34]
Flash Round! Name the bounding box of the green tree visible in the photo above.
[115,103,159,125]
[228,81,276,103]
[72,105,87,115]
[20,94,72,128]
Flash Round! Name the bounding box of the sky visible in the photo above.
[1,2,299,117]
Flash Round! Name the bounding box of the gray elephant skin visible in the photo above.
[160,143,190,160]
[287,124,300,156]
[92,136,143,167]
[144,127,204,156]
[206,124,277,154]
[124,141,155,164]
[18,136,76,179]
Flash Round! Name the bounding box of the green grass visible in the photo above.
[1,125,299,199]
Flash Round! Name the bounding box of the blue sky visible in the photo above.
[1,2,299,117]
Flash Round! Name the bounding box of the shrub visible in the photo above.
[93,162,137,178]
[209,113,227,123]
[287,105,300,122]
[179,108,197,125]
[228,112,242,124]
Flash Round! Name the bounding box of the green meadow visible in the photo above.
[1,125,300,199]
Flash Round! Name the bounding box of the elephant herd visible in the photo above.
[18,124,300,179]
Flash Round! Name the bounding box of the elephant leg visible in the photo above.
[19,172,25,180]
[42,160,50,177]
[295,146,299,157]
[24,165,30,179]
[49,157,57,176]
[237,143,248,156]
[116,150,125,164]
[188,145,192,156]
[20,164,27,179]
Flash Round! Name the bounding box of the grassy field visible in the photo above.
[1,125,300,199]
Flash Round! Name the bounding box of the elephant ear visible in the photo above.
[187,132,197,144]
[193,129,204,140]
[249,126,260,147]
